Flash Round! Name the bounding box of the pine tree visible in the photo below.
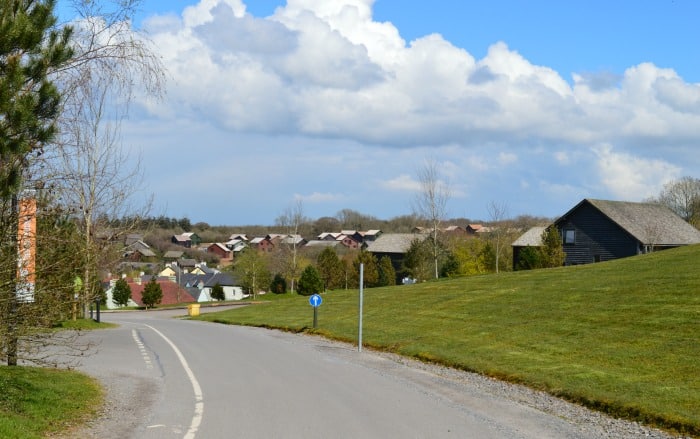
[141,278,163,309]
[112,278,131,307]
[211,283,225,301]
[316,247,343,290]
[539,226,566,268]
[377,256,396,286]
[297,265,323,296]
[0,0,73,196]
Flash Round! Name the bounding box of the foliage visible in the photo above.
[516,246,542,270]
[296,265,323,296]
[439,253,459,278]
[0,0,73,196]
[448,237,488,276]
[403,238,433,281]
[233,249,271,298]
[539,226,566,268]
[353,250,378,287]
[377,256,396,286]
[141,278,162,309]
[269,273,287,294]
[111,278,131,307]
[316,247,343,290]
[211,283,225,301]
[200,245,700,435]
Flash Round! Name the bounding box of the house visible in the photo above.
[511,226,548,270]
[123,240,156,261]
[443,225,467,236]
[338,234,360,249]
[554,199,700,265]
[207,243,232,259]
[366,233,428,283]
[171,232,202,248]
[362,229,382,241]
[163,250,184,260]
[104,276,194,309]
[250,236,274,252]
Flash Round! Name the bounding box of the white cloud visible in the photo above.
[594,144,680,200]
[295,192,344,203]
[116,0,700,224]
[380,174,421,192]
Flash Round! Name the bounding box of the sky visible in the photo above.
[61,0,700,226]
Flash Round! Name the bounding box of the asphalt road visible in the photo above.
[71,307,628,439]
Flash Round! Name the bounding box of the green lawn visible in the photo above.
[199,245,700,436]
[0,366,102,439]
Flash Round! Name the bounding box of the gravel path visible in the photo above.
[62,327,689,439]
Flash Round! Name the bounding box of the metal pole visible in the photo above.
[313,306,318,329]
[358,263,364,353]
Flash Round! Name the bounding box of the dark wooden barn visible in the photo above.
[554,198,700,265]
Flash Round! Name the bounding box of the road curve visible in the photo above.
[68,308,675,439]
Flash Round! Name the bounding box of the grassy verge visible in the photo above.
[0,366,102,439]
[198,245,700,436]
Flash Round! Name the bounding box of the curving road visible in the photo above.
[71,307,656,439]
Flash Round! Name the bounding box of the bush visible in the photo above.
[296,266,323,296]
[270,273,287,294]
[211,283,225,301]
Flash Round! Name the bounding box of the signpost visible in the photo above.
[309,293,322,328]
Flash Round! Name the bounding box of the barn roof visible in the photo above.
[365,233,426,254]
[559,199,700,246]
[512,226,548,247]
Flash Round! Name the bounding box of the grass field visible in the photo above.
[199,245,700,436]
[0,366,102,439]
[0,319,108,438]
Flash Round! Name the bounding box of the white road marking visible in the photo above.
[145,324,204,439]
[131,329,153,370]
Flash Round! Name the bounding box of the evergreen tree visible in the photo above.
[141,277,162,309]
[211,283,225,301]
[297,265,323,296]
[403,238,432,281]
[269,273,287,294]
[516,246,543,270]
[0,0,73,196]
[353,250,378,287]
[539,226,566,268]
[316,247,343,290]
[377,256,396,286]
[112,278,131,307]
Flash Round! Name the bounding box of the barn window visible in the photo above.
[564,229,575,244]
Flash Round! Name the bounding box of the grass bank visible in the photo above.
[198,245,700,436]
[0,366,102,439]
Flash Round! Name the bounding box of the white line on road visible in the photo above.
[131,330,154,370]
[145,324,204,439]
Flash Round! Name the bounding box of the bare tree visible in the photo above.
[487,201,509,273]
[50,74,152,317]
[275,199,307,293]
[412,159,451,279]
[652,176,700,227]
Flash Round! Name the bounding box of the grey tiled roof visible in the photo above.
[366,233,426,254]
[512,226,548,247]
[571,199,700,245]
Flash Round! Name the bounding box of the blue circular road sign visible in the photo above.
[309,294,322,307]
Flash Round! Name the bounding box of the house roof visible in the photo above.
[128,278,194,306]
[559,199,700,246]
[305,240,340,248]
[512,226,548,247]
[163,250,184,259]
[366,233,426,254]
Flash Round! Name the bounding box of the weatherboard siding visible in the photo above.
[557,201,640,265]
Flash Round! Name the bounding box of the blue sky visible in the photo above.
[60,0,700,226]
